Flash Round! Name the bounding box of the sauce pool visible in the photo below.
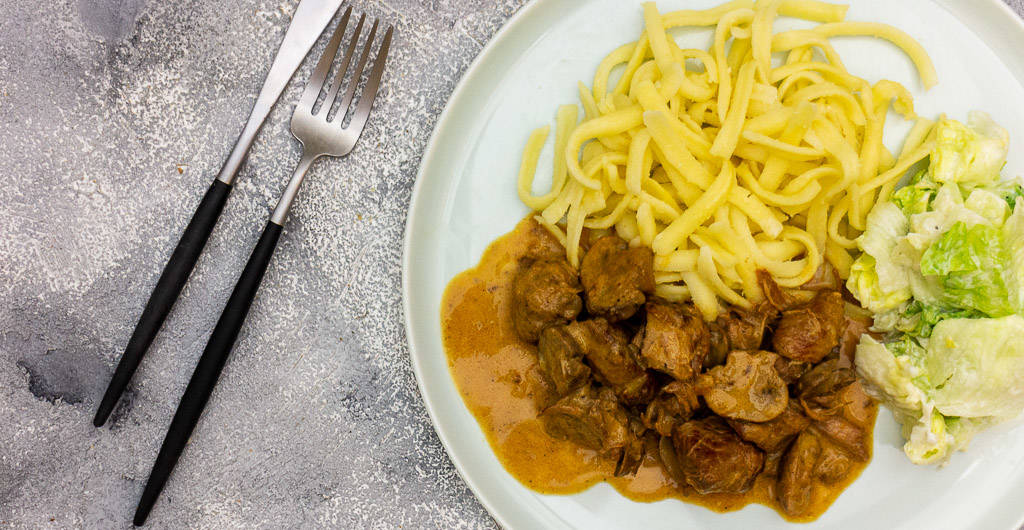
[440,217,876,521]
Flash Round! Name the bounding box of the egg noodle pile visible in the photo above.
[517,0,938,320]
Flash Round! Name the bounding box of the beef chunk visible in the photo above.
[615,419,647,477]
[565,319,655,405]
[797,359,867,417]
[796,357,857,408]
[840,303,874,366]
[704,320,730,370]
[727,400,811,452]
[773,291,845,363]
[811,416,869,462]
[537,326,590,397]
[798,360,873,461]
[540,385,644,475]
[673,417,764,494]
[642,381,700,437]
[720,302,778,351]
[523,218,571,261]
[658,434,686,485]
[511,259,583,342]
[580,236,655,321]
[778,431,822,517]
[761,449,786,477]
[774,357,810,385]
[541,385,613,450]
[639,301,709,381]
[696,350,788,422]
[815,440,854,484]
[800,263,842,292]
[758,269,813,311]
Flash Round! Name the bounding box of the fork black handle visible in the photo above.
[133,220,283,526]
[94,180,233,427]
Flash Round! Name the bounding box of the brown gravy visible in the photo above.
[440,217,876,521]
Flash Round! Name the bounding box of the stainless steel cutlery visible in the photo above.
[94,0,347,428]
[88,2,393,525]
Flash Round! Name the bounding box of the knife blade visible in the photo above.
[217,0,346,184]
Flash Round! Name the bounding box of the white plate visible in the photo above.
[403,1,1024,528]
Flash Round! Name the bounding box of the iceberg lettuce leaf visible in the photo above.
[920,221,1012,317]
[847,255,911,313]
[893,301,986,338]
[989,177,1024,210]
[930,112,1009,186]
[924,315,1024,418]
[855,336,926,422]
[849,202,912,312]
[891,170,937,216]
[1001,198,1024,314]
[965,188,1010,225]
[855,336,951,464]
[904,410,952,465]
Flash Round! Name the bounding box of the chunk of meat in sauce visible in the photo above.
[673,417,765,494]
[798,359,873,461]
[511,259,583,342]
[579,236,655,322]
[796,357,856,407]
[639,301,709,381]
[720,302,778,351]
[539,385,644,476]
[727,400,811,452]
[761,449,786,477]
[523,218,573,260]
[536,325,590,397]
[704,320,730,370]
[758,269,813,311]
[811,416,870,462]
[840,303,875,366]
[815,440,855,484]
[696,350,788,422]
[642,380,700,437]
[774,356,810,385]
[565,319,655,405]
[837,381,875,428]
[800,262,842,292]
[798,358,873,423]
[773,291,845,363]
[616,418,647,477]
[778,430,822,517]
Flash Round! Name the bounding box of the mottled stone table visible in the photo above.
[0,1,1021,528]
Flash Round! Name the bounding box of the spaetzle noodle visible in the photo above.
[516,0,937,319]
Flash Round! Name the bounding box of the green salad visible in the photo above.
[848,111,1024,464]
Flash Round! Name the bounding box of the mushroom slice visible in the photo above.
[696,350,788,422]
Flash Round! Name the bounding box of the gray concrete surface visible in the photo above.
[0,1,1021,528]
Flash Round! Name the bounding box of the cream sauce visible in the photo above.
[441,217,875,521]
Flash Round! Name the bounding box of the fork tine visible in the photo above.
[297,6,352,111]
[344,25,393,135]
[335,19,379,122]
[319,13,366,117]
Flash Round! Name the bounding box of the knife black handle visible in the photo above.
[133,220,283,526]
[94,179,233,427]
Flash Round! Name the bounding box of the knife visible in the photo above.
[94,0,345,428]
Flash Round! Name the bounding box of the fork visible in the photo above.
[133,10,393,525]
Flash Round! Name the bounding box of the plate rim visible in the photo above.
[401,1,1024,528]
